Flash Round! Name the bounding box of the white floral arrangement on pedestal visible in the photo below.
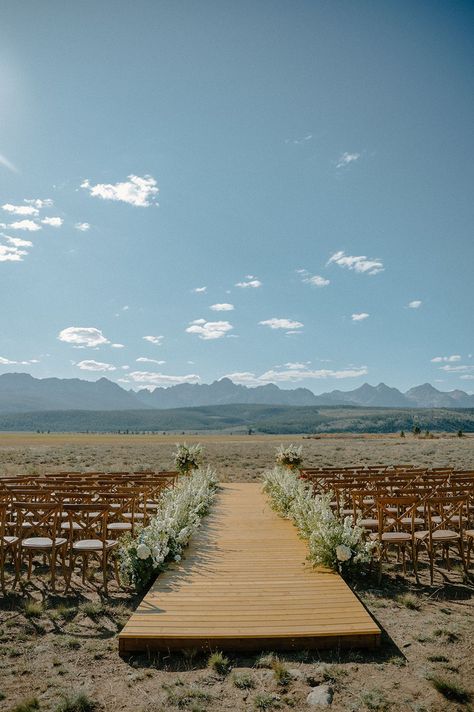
[174,442,203,475]
[118,466,218,590]
[263,466,374,575]
[275,443,303,470]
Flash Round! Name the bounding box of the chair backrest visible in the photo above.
[63,503,109,543]
[376,496,420,534]
[13,502,62,539]
[425,496,467,536]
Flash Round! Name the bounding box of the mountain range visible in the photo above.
[0,372,473,413]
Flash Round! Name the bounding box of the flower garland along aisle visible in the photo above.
[118,466,219,590]
[262,466,375,575]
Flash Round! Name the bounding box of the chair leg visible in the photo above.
[0,550,6,595]
[457,539,467,576]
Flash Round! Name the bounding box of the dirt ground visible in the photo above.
[0,433,473,712]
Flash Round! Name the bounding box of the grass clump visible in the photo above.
[255,652,276,668]
[396,593,421,611]
[10,699,40,712]
[254,693,281,710]
[79,601,104,619]
[428,674,471,703]
[427,654,449,663]
[433,628,459,643]
[23,601,44,618]
[55,692,97,712]
[165,686,211,709]
[360,689,391,712]
[63,637,81,650]
[271,658,291,687]
[49,605,77,622]
[232,672,256,689]
[207,651,231,676]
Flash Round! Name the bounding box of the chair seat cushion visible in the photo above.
[73,539,117,551]
[358,518,378,529]
[22,536,67,548]
[107,522,132,530]
[370,531,412,542]
[465,529,474,539]
[3,535,18,545]
[415,529,459,541]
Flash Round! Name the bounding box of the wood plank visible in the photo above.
[118,483,380,653]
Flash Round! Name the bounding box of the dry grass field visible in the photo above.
[0,433,473,712]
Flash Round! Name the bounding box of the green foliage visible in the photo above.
[232,672,256,689]
[253,693,281,710]
[23,600,43,618]
[207,651,231,676]
[55,692,97,712]
[10,699,40,712]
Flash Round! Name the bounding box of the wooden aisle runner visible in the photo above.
[119,483,380,653]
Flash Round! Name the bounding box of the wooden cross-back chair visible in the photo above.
[14,502,68,591]
[414,496,468,584]
[96,491,140,536]
[0,502,19,593]
[63,503,119,595]
[371,496,420,583]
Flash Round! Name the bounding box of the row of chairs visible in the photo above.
[300,466,474,583]
[0,470,180,594]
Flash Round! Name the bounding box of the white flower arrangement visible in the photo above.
[263,466,375,574]
[174,442,204,474]
[275,443,303,469]
[118,466,219,589]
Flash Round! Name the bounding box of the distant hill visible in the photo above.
[0,404,472,434]
[0,372,473,413]
[0,373,146,413]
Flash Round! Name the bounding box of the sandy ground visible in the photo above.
[0,434,473,712]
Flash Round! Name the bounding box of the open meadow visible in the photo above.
[0,433,473,712]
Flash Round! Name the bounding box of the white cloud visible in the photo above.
[298,269,330,288]
[0,355,38,365]
[431,355,461,363]
[2,203,38,216]
[111,343,125,349]
[210,303,234,311]
[81,174,159,207]
[408,300,422,309]
[336,152,361,169]
[2,235,33,248]
[76,360,116,372]
[193,286,207,293]
[225,365,368,386]
[41,216,63,227]
[143,335,164,345]
[128,370,200,387]
[285,134,313,145]
[186,319,233,340]
[439,364,474,373]
[136,357,166,365]
[259,318,304,330]
[75,222,91,231]
[327,250,384,275]
[352,313,370,321]
[9,219,41,232]
[460,374,474,380]
[0,244,28,262]
[284,362,309,369]
[235,278,262,288]
[24,198,53,209]
[58,326,110,348]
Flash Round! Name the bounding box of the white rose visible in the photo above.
[174,555,181,562]
[336,544,352,562]
[136,543,151,560]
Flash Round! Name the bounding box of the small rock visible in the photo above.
[288,668,305,681]
[306,669,325,687]
[306,684,334,707]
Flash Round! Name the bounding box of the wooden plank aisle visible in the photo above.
[118,483,381,653]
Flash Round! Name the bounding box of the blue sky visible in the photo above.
[0,1,473,394]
